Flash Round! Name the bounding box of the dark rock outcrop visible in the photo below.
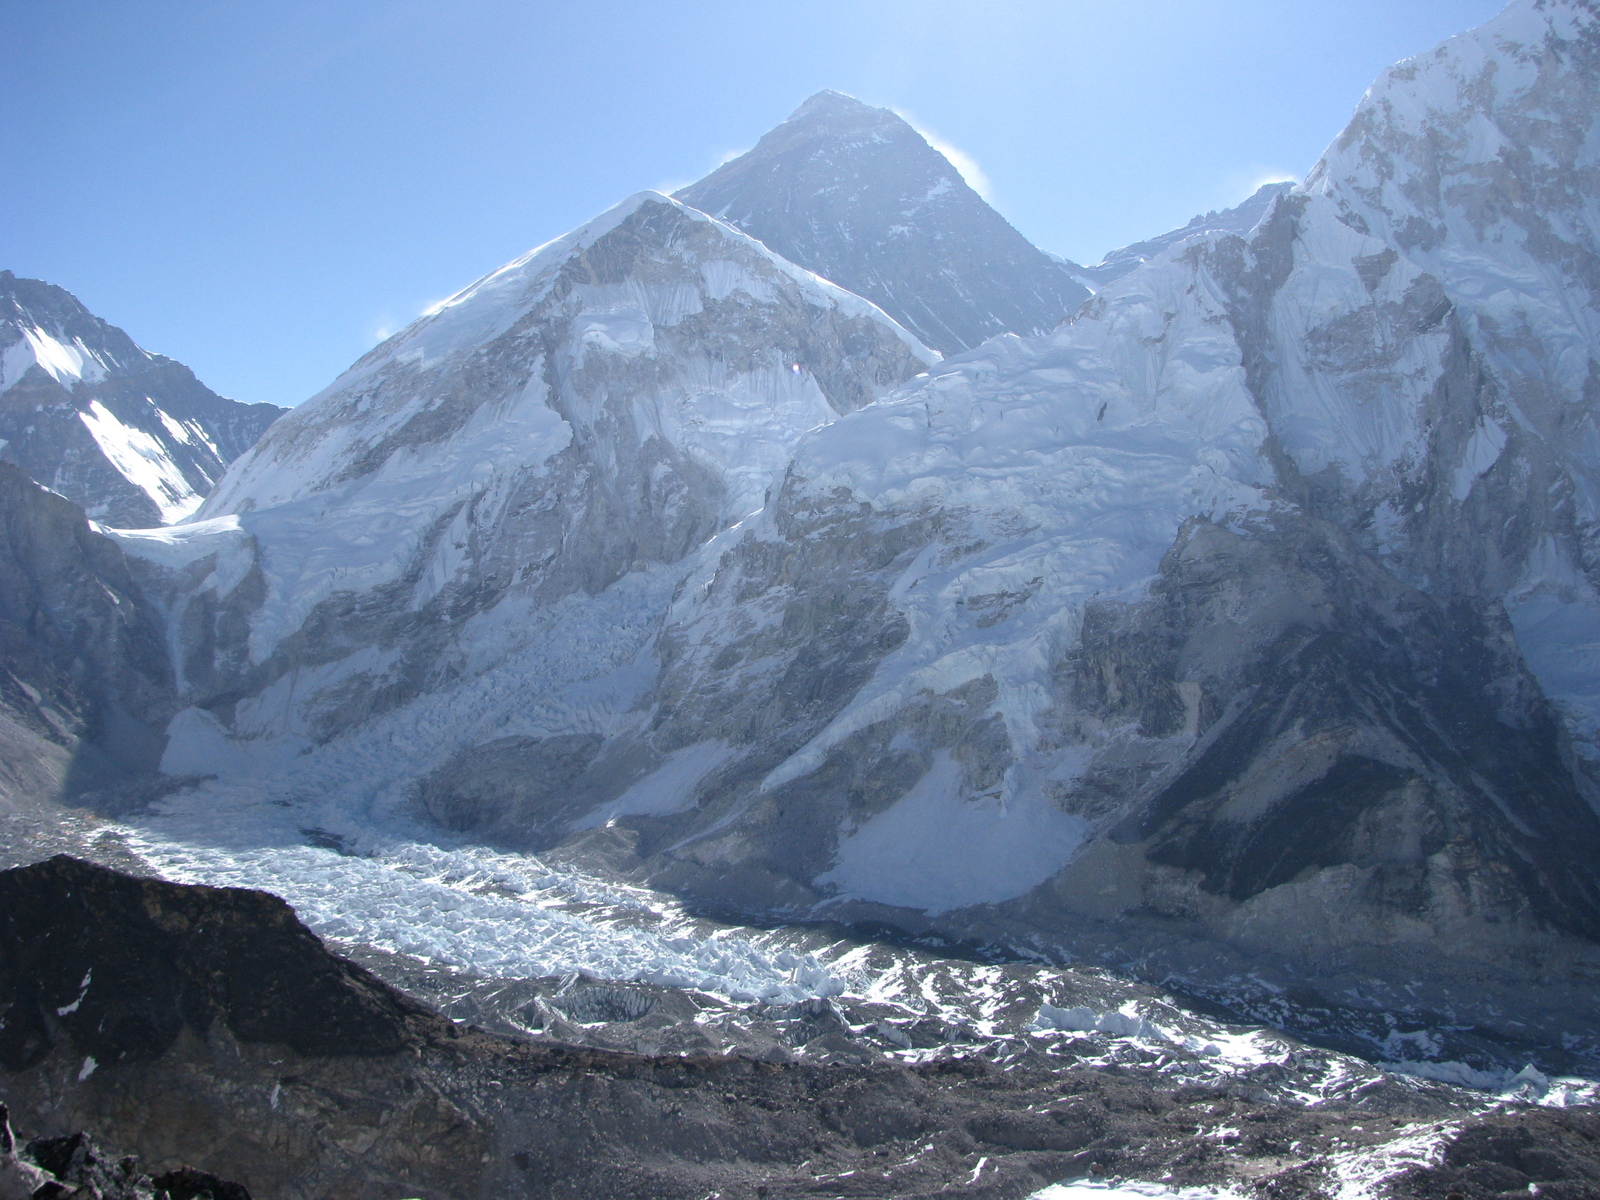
[0,855,435,1071]
[1388,1108,1600,1200]
[4,1110,252,1200]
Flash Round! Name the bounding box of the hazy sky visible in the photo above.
[4,0,1507,408]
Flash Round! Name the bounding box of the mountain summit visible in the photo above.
[0,273,284,527]
[676,92,1090,354]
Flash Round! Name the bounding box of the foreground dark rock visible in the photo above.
[1,856,1596,1199]
[2,1103,251,1200]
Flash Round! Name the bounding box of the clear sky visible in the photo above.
[3,0,1508,409]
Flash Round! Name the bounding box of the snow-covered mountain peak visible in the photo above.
[205,191,930,520]
[0,272,284,526]
[150,187,932,722]
[676,95,1090,354]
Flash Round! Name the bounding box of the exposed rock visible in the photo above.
[1,1103,251,1200]
[0,855,436,1070]
[0,465,174,810]
[1387,1108,1600,1199]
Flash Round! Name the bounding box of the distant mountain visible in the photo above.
[1070,181,1296,289]
[676,91,1090,354]
[0,273,285,527]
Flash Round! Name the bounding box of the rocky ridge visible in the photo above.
[0,463,174,813]
[1072,181,1296,289]
[0,273,284,528]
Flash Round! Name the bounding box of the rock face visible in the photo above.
[0,855,435,1073]
[0,272,284,527]
[676,91,1091,354]
[2,1106,253,1200]
[0,464,173,809]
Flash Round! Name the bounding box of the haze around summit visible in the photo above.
[3,0,1505,409]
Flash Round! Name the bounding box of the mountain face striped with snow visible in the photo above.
[675,91,1091,355]
[0,273,285,527]
[120,193,932,756]
[16,0,1600,1057]
[623,0,1600,939]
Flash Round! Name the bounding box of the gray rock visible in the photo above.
[677,91,1091,354]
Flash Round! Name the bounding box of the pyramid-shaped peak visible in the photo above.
[676,92,1089,355]
[786,90,897,125]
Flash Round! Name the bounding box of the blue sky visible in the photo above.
[3,0,1507,408]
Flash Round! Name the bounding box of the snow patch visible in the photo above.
[816,753,1086,914]
[78,400,203,523]
[573,741,732,829]
[1,325,108,392]
[1030,1003,1162,1041]
[1451,416,1507,500]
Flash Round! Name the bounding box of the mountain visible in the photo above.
[588,0,1600,1017]
[1072,181,1296,288]
[0,273,285,527]
[604,0,1600,996]
[675,91,1091,354]
[10,0,1600,1072]
[115,191,932,762]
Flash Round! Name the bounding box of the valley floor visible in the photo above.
[3,788,1597,1199]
